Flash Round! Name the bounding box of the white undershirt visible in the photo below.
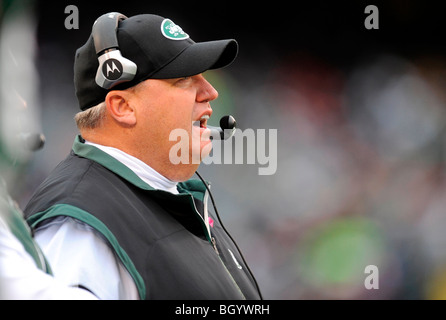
[33,142,182,300]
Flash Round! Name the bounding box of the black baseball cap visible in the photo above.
[74,13,238,110]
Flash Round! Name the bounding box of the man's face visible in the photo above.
[129,73,218,181]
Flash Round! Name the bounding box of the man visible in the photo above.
[24,12,262,300]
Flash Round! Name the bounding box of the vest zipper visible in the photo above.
[188,192,245,300]
[212,235,246,300]
[211,237,219,255]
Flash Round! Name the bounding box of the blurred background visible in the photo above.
[2,0,446,299]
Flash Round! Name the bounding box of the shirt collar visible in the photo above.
[84,140,179,194]
[72,135,208,200]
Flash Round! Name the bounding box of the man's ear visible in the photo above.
[105,90,137,127]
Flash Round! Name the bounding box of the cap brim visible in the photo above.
[150,39,238,79]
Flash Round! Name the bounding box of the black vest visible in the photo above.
[24,136,262,300]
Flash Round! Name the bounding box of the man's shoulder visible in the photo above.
[23,152,112,217]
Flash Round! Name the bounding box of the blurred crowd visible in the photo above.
[3,0,446,299]
[196,50,446,299]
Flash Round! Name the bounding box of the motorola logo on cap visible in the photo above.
[102,58,123,80]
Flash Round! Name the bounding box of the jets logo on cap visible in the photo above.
[161,19,189,40]
[102,58,123,80]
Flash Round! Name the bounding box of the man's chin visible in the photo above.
[200,140,213,160]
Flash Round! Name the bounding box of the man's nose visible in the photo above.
[196,75,219,103]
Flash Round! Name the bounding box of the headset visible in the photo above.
[91,12,137,89]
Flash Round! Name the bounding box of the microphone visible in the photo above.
[208,115,236,140]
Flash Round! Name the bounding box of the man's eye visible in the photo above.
[175,77,192,86]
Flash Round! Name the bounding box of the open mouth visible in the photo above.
[199,114,209,128]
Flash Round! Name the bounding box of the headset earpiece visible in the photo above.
[92,12,137,89]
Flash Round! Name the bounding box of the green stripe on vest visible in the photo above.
[27,203,146,300]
